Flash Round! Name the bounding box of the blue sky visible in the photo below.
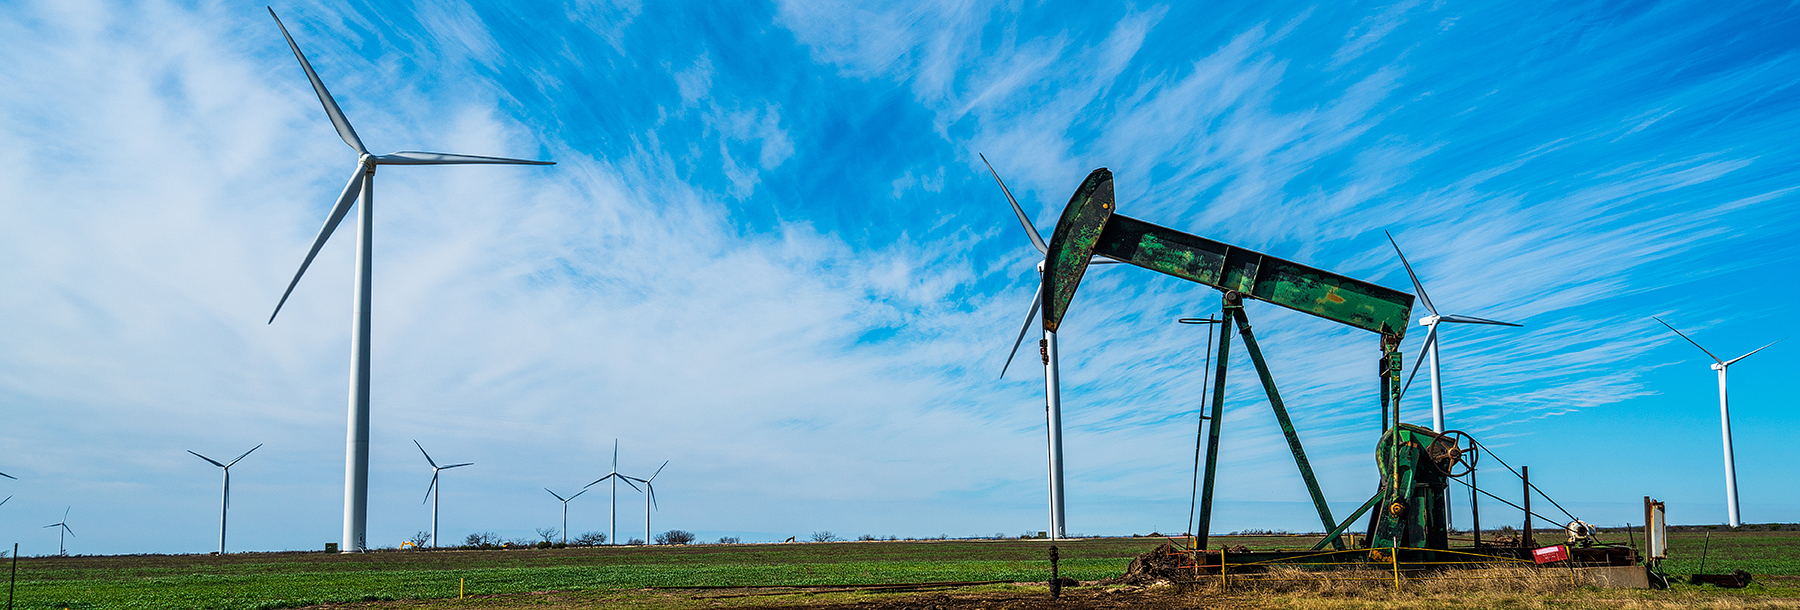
[0,0,1795,555]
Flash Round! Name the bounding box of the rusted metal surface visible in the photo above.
[1041,168,1115,332]
[1037,168,1412,337]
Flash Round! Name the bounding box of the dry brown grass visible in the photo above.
[1169,565,1800,610]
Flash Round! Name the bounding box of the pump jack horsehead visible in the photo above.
[1037,167,1478,552]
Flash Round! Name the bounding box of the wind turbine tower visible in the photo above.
[584,440,639,545]
[1655,317,1782,528]
[625,461,668,546]
[188,444,262,554]
[982,155,1118,540]
[1386,232,1523,433]
[415,441,473,548]
[262,10,554,552]
[43,507,73,556]
[545,488,587,545]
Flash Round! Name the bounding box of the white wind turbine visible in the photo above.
[544,487,588,545]
[415,441,473,548]
[188,444,262,554]
[624,461,668,546]
[982,154,1119,541]
[1387,232,1523,433]
[584,440,640,545]
[1654,317,1782,528]
[43,507,73,555]
[262,9,554,553]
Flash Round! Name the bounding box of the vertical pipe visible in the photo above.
[344,165,374,553]
[1717,366,1741,527]
[1195,296,1237,550]
[1043,330,1067,540]
[1379,351,1390,434]
[1471,467,1481,548]
[1522,465,1533,548]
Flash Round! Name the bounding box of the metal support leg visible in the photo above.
[1231,306,1342,549]
[1194,296,1236,550]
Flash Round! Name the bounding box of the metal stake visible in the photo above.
[1522,465,1532,548]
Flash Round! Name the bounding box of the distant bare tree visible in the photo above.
[463,532,500,548]
[408,531,432,548]
[574,531,607,546]
[810,531,837,542]
[717,536,740,544]
[656,530,696,545]
[536,527,560,544]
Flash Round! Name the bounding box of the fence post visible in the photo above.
[1392,540,1401,592]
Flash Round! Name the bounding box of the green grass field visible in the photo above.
[4,531,1796,610]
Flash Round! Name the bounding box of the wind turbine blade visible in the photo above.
[413,440,439,469]
[64,506,71,520]
[1724,336,1785,367]
[648,485,657,511]
[649,461,668,482]
[227,444,263,468]
[269,167,365,324]
[64,524,74,537]
[188,450,227,468]
[423,473,438,504]
[1385,231,1437,316]
[441,462,473,469]
[999,287,1043,379]
[620,477,641,492]
[979,153,1047,254]
[1653,317,1723,364]
[613,439,619,470]
[268,8,366,155]
[1,496,10,507]
[0,471,14,480]
[546,488,566,502]
[374,151,554,166]
[1396,326,1438,404]
[1437,314,1523,327]
[569,489,588,501]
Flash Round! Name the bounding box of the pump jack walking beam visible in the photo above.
[1042,168,1413,550]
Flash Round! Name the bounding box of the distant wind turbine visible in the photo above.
[982,154,1119,540]
[624,461,668,546]
[415,441,472,548]
[544,488,587,545]
[44,507,73,555]
[262,9,554,553]
[1387,232,1523,433]
[188,444,262,554]
[1655,317,1783,528]
[584,440,640,545]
